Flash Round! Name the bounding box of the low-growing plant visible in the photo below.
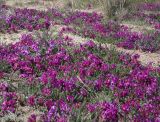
[0,60,11,73]
[135,32,160,52]
[0,3,160,121]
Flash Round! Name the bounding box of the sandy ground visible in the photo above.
[0,30,29,45]
[121,23,155,33]
[61,29,160,67]
[5,0,66,10]
[1,106,42,122]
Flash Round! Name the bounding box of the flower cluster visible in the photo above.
[0,7,51,33]
[123,2,160,31]
[0,2,160,122]
[0,32,159,121]
[136,2,160,11]
[1,4,160,52]
[0,82,17,115]
[60,10,160,52]
[87,102,118,121]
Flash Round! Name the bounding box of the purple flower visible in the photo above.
[100,102,118,121]
[28,114,36,122]
[47,105,56,122]
[57,117,68,122]
[45,99,54,110]
[27,96,35,106]
[66,95,74,103]
[121,102,130,114]
[87,103,96,113]
[42,87,51,96]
